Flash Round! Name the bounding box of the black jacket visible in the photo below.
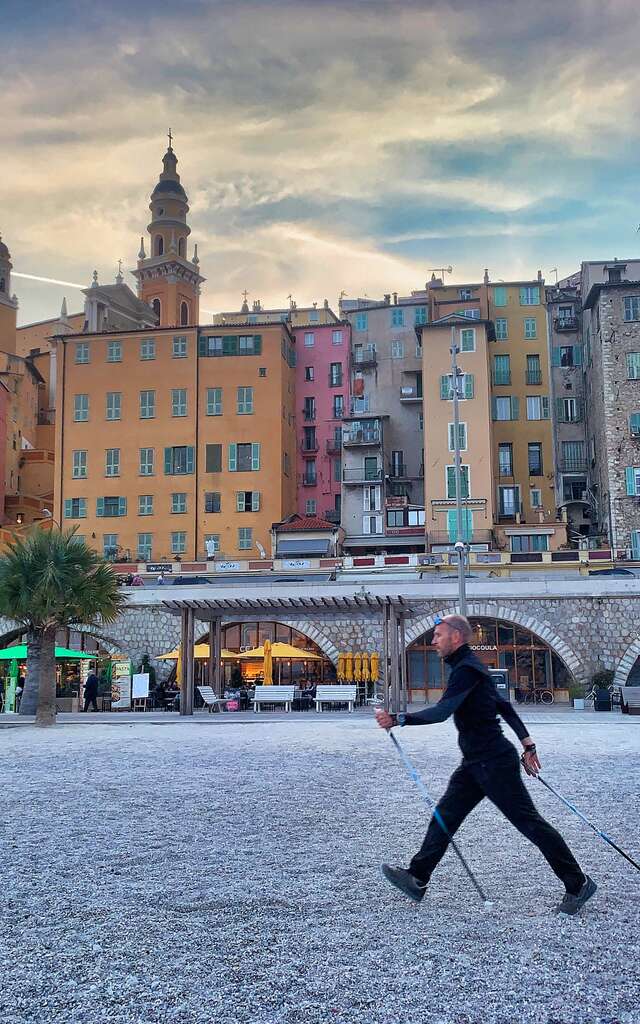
[402,645,529,763]
[84,673,99,698]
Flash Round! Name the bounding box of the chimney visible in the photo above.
[392,291,398,305]
[537,270,543,283]
[383,293,391,305]
[483,268,489,285]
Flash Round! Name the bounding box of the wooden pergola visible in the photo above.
[162,593,413,715]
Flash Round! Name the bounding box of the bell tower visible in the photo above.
[0,234,18,354]
[132,134,204,327]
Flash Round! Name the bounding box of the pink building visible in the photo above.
[294,320,351,524]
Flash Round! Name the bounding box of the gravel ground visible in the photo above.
[1,712,639,1024]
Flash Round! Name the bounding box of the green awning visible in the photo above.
[0,645,95,661]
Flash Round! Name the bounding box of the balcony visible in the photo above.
[399,386,423,403]
[301,475,318,487]
[323,509,341,524]
[388,463,409,479]
[343,427,382,447]
[326,438,342,454]
[302,409,316,423]
[560,457,588,473]
[431,497,488,513]
[492,372,511,386]
[300,440,319,454]
[427,529,493,548]
[526,370,543,385]
[343,467,383,484]
[353,348,377,369]
[554,316,578,332]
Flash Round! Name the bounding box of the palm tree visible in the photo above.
[0,527,126,727]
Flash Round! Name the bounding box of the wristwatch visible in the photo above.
[397,713,407,727]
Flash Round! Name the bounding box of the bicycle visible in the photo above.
[522,688,554,705]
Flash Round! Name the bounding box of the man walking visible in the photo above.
[376,614,596,915]
[83,670,100,713]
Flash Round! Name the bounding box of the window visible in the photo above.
[459,288,473,300]
[305,499,317,515]
[304,366,314,381]
[204,492,221,513]
[499,485,520,517]
[460,328,475,352]
[164,446,195,475]
[554,345,581,367]
[557,397,582,422]
[528,442,543,476]
[205,534,220,555]
[391,308,404,326]
[171,492,187,514]
[526,354,542,384]
[304,332,315,347]
[448,423,467,451]
[493,396,518,421]
[562,441,585,471]
[387,509,404,528]
[408,508,425,527]
[493,354,511,385]
[75,342,89,364]
[510,534,549,553]
[74,394,89,422]
[105,448,120,477]
[303,397,316,421]
[72,450,87,479]
[390,450,404,477]
[520,286,540,306]
[172,335,187,358]
[97,497,127,517]
[526,396,549,420]
[308,309,319,322]
[206,388,222,416]
[140,390,155,419]
[152,298,161,320]
[440,374,474,399]
[363,483,381,510]
[303,459,317,485]
[498,443,513,476]
[237,386,254,414]
[333,395,344,418]
[199,335,262,357]
[205,444,222,473]
[138,495,153,516]
[355,312,368,331]
[228,442,260,472]
[171,532,186,555]
[259,367,267,377]
[493,286,507,307]
[351,395,370,414]
[103,534,119,559]
[107,341,122,362]
[180,302,189,326]
[171,389,187,417]
[332,330,343,345]
[391,340,404,358]
[239,335,260,354]
[236,491,260,512]
[362,515,383,535]
[630,413,640,436]
[446,465,470,499]
[530,488,542,508]
[627,352,640,379]
[106,392,121,421]
[238,527,253,550]
[140,338,155,360]
[303,426,317,451]
[63,497,87,519]
[495,318,508,340]
[137,533,152,560]
[624,297,640,322]
[202,335,222,357]
[139,448,154,476]
[329,363,343,386]
[524,317,537,339]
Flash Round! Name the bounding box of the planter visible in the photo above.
[572,698,585,710]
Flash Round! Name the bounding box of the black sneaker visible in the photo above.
[556,875,597,916]
[381,864,427,903]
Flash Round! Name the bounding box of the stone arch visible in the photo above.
[405,602,584,681]
[202,618,340,665]
[613,638,640,688]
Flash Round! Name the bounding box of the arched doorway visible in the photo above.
[407,617,574,703]
[195,620,337,687]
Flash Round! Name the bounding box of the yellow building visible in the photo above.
[211,297,339,328]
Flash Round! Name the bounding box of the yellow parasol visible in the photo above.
[235,642,322,660]
[344,652,354,682]
[370,652,380,681]
[176,645,182,687]
[337,653,346,681]
[361,651,370,683]
[157,645,236,660]
[263,638,273,686]
[354,651,362,683]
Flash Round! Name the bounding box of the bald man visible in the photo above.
[376,614,595,915]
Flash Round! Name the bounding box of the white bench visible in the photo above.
[620,686,640,715]
[197,685,229,713]
[314,685,357,713]
[252,685,295,712]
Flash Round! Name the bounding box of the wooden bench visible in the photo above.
[252,685,295,712]
[620,686,640,715]
[197,685,229,713]
[314,685,357,713]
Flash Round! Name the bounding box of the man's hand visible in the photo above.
[375,708,396,731]
[521,740,541,777]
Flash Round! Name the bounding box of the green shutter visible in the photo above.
[96,498,104,517]
[493,286,507,307]
[254,335,262,354]
[118,497,127,517]
[491,397,498,421]
[511,396,519,420]
[446,510,457,542]
[556,397,565,422]
[64,499,72,519]
[462,509,473,542]
[551,347,561,367]
[251,443,261,471]
[573,345,583,366]
[446,466,456,498]
[575,398,584,421]
[164,448,173,474]
[186,447,195,474]
[448,423,455,450]
[228,443,237,472]
[440,375,450,399]
[223,336,237,356]
[461,466,470,498]
[631,413,640,435]
[236,492,245,512]
[541,396,550,419]
[626,468,636,496]
[206,444,221,473]
[632,530,640,560]
[252,492,260,511]
[464,374,474,399]
[198,335,206,356]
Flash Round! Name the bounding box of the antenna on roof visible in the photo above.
[428,266,453,277]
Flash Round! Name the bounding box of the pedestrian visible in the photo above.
[375,614,596,916]
[83,671,99,713]
[157,572,164,586]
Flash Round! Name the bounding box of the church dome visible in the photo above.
[151,178,188,200]
[0,236,10,259]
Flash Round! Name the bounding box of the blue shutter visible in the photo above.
[251,443,261,471]
[96,498,105,517]
[164,448,173,474]
[632,530,640,561]
[440,375,450,399]
[541,396,550,419]
[462,509,473,542]
[228,443,237,472]
[446,509,457,542]
[511,397,520,420]
[630,413,640,435]
[573,345,583,366]
[626,468,636,496]
[118,497,127,517]
[186,446,195,474]
[551,347,561,367]
[64,499,72,519]
[254,335,262,354]
[491,397,497,420]
[464,374,474,399]
[461,466,470,498]
[198,335,206,356]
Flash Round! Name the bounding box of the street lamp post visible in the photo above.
[450,328,468,616]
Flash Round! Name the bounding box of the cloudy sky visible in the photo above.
[3,0,640,324]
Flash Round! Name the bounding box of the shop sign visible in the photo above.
[132,673,149,699]
[216,561,242,572]
[112,657,132,709]
[147,563,173,573]
[470,644,498,651]
[281,559,311,569]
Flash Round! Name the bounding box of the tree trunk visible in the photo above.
[19,628,42,716]
[35,627,57,727]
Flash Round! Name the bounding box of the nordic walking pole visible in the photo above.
[388,730,492,905]
[536,774,640,874]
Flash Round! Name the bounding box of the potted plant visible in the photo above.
[569,684,585,710]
